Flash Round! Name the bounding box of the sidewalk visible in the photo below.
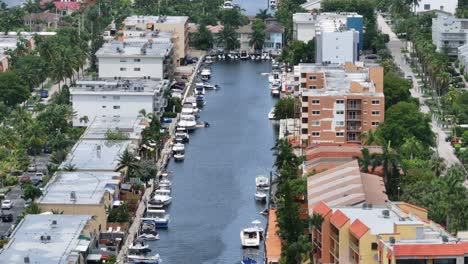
[377,14,461,167]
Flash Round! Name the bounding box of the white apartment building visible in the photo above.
[293,12,362,64]
[414,0,458,14]
[432,11,468,56]
[96,40,173,79]
[70,78,170,126]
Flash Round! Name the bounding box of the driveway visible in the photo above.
[0,186,25,237]
[377,14,461,168]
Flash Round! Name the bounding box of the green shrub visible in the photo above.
[162,112,177,118]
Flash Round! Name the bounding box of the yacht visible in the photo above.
[127,242,161,264]
[142,209,170,228]
[183,101,199,113]
[195,86,205,95]
[196,95,205,106]
[158,177,172,188]
[240,227,260,248]
[269,71,281,84]
[203,83,218,90]
[255,175,269,188]
[172,143,185,153]
[200,68,211,80]
[271,89,280,97]
[254,190,267,202]
[137,232,159,241]
[223,0,234,9]
[268,107,275,120]
[174,151,185,161]
[149,189,172,207]
[240,50,249,60]
[178,114,197,130]
[175,131,190,140]
[204,55,214,65]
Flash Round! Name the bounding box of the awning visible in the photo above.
[75,240,91,252]
[87,254,102,261]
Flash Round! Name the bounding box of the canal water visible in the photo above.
[152,61,277,263]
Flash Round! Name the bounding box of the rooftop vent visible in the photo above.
[442,235,449,243]
[40,235,51,243]
[51,220,57,227]
[24,257,30,264]
[70,191,76,202]
[382,210,390,218]
[389,237,395,245]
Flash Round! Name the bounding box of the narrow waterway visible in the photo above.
[151,61,277,263]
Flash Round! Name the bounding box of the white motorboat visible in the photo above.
[127,243,161,264]
[250,54,256,60]
[240,227,260,248]
[255,190,267,201]
[138,232,160,241]
[223,0,234,9]
[200,68,211,80]
[271,89,280,97]
[159,177,172,188]
[175,131,189,140]
[203,83,217,90]
[240,51,249,60]
[255,175,269,188]
[268,108,275,120]
[150,189,172,207]
[178,114,197,130]
[172,143,185,152]
[195,86,205,95]
[174,152,185,161]
[205,56,214,64]
[269,71,281,84]
[183,101,199,113]
[142,209,170,228]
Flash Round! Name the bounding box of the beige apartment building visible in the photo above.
[122,15,189,65]
[300,62,385,145]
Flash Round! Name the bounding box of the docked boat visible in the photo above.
[150,189,172,207]
[200,68,211,80]
[254,190,267,202]
[142,209,170,228]
[268,108,275,120]
[222,0,234,9]
[196,95,205,106]
[242,256,258,264]
[183,101,199,113]
[175,131,190,140]
[174,151,185,161]
[127,243,161,264]
[269,71,281,84]
[240,50,249,60]
[240,227,260,248]
[271,89,280,97]
[195,86,205,95]
[158,177,172,189]
[138,232,160,241]
[204,56,214,65]
[172,143,185,153]
[203,83,218,90]
[178,114,197,130]
[255,175,269,188]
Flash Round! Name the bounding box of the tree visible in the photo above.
[134,160,157,185]
[281,40,315,65]
[191,23,214,50]
[105,129,129,140]
[273,97,295,120]
[23,184,42,200]
[256,9,272,21]
[107,202,130,222]
[0,71,30,107]
[12,55,47,91]
[250,20,267,51]
[218,9,246,27]
[355,148,380,173]
[217,24,239,51]
[116,149,140,177]
[383,72,412,109]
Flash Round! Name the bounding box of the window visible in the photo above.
[424,4,430,10]
[364,111,368,114]
[336,99,344,104]
[312,110,320,115]
[134,68,141,71]
[113,105,120,109]
[302,96,308,102]
[371,100,380,105]
[336,110,344,115]
[312,121,320,126]
[309,85,317,89]
[311,132,320,137]
[336,132,344,137]
[460,41,465,45]
[102,105,106,108]
[309,75,317,80]
[120,58,127,62]
[113,96,120,100]
[120,67,126,71]
[364,121,368,125]
[372,121,380,126]
[312,99,320,105]
[102,96,107,99]
[372,111,380,116]
[336,121,344,126]
[134,58,141,62]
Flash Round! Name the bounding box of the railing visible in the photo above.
[347,103,362,110]
[349,241,359,253]
[330,231,339,242]
[347,115,361,121]
[347,126,362,131]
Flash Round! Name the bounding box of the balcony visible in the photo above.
[330,232,339,242]
[302,101,308,107]
[347,126,362,132]
[302,112,308,118]
[347,103,362,110]
[347,115,361,121]
[349,241,359,253]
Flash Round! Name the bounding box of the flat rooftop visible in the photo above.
[0,214,92,264]
[70,78,170,94]
[123,15,189,26]
[293,12,362,33]
[96,40,172,57]
[38,171,120,205]
[82,116,147,140]
[61,139,132,171]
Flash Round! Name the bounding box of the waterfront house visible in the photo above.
[432,10,468,56]
[264,19,284,56]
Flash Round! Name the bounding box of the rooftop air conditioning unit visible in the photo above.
[70,191,76,202]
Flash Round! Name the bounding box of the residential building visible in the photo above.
[458,43,468,73]
[414,0,458,14]
[122,15,189,64]
[0,34,34,72]
[432,11,468,56]
[311,201,468,264]
[37,171,121,228]
[307,160,388,212]
[96,40,174,79]
[0,214,97,264]
[61,139,133,171]
[53,1,81,15]
[293,12,363,63]
[265,209,281,264]
[301,0,322,11]
[70,78,170,126]
[300,62,385,145]
[81,116,146,143]
[237,24,254,52]
[23,12,60,31]
[264,18,285,55]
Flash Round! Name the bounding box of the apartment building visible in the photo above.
[414,0,458,14]
[0,214,97,263]
[300,62,385,145]
[37,171,120,229]
[70,78,169,126]
[81,116,146,143]
[122,15,189,64]
[311,201,468,264]
[292,12,363,63]
[432,11,468,56]
[96,40,174,79]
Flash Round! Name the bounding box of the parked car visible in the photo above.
[27,164,37,172]
[24,199,32,208]
[39,90,49,98]
[1,200,14,209]
[0,213,13,222]
[161,117,173,123]
[20,176,30,183]
[406,75,413,82]
[31,178,41,186]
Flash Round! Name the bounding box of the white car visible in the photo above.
[1,200,14,209]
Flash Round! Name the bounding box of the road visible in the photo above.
[377,14,461,168]
[0,186,25,237]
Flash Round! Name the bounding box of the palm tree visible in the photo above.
[50,149,68,164]
[250,20,266,51]
[359,129,381,145]
[356,148,371,173]
[62,163,77,171]
[255,9,271,21]
[430,153,446,176]
[380,140,400,197]
[79,115,89,124]
[217,25,239,51]
[116,149,140,177]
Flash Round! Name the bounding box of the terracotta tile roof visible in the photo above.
[349,219,370,239]
[330,210,349,228]
[265,209,281,262]
[313,201,332,217]
[393,243,468,257]
[54,1,81,10]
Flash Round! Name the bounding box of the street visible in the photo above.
[377,14,461,168]
[0,186,24,237]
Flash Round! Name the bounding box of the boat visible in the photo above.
[250,54,255,60]
[268,108,275,120]
[196,95,205,106]
[183,101,199,113]
[175,131,190,140]
[271,89,280,97]
[174,151,185,161]
[270,0,277,8]
[127,243,161,264]
[240,227,260,248]
[269,71,281,84]
[222,0,234,9]
[195,86,205,95]
[255,175,269,188]
[203,83,218,90]
[178,115,197,130]
[204,56,214,65]
[142,209,170,228]
[254,190,267,201]
[149,189,172,207]
[159,177,172,189]
[200,68,211,80]
[172,143,185,153]
[242,256,258,264]
[138,232,160,241]
[240,50,249,60]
